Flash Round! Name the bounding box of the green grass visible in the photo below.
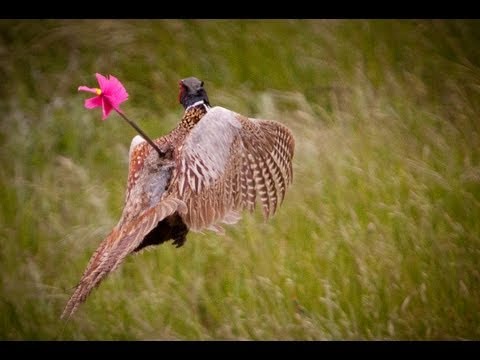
[1,19,480,339]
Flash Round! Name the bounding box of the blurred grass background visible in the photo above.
[1,19,480,340]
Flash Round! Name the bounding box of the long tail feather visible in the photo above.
[61,198,186,320]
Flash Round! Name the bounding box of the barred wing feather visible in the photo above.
[170,106,295,232]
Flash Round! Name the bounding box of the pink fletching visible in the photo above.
[78,73,129,120]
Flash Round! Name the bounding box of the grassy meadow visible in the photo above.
[1,20,480,339]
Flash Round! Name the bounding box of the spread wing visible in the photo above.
[61,137,184,320]
[168,106,295,232]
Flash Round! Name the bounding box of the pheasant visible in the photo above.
[61,77,295,319]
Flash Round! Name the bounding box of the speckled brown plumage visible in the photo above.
[61,77,295,320]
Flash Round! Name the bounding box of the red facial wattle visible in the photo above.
[178,82,185,104]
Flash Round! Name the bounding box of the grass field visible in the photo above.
[1,20,479,339]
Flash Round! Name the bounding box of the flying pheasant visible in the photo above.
[61,77,295,319]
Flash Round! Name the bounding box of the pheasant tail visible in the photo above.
[61,197,186,320]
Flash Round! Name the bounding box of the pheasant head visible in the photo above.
[178,76,210,110]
